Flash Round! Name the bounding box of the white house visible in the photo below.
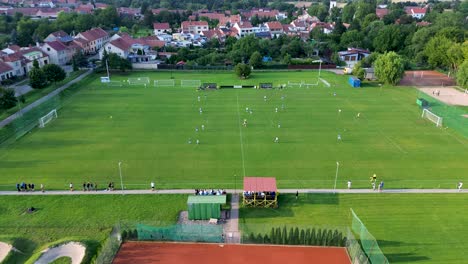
[338,48,371,68]
[153,22,171,35]
[232,22,264,38]
[265,21,283,38]
[181,21,209,34]
[404,7,427,19]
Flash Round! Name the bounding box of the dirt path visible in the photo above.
[0,69,92,129]
[224,194,241,244]
[0,242,12,263]
[35,242,85,264]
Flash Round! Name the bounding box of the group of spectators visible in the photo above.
[82,182,98,191]
[195,189,226,195]
[16,182,44,192]
[243,191,276,199]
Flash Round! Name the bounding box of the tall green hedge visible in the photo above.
[245,226,347,247]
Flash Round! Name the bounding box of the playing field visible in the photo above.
[0,70,466,190]
[240,193,468,264]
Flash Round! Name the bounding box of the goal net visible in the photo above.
[38,109,58,128]
[422,108,443,127]
[128,77,150,85]
[107,81,123,87]
[154,79,175,87]
[287,81,303,88]
[181,80,201,87]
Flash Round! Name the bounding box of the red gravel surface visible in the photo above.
[113,242,351,264]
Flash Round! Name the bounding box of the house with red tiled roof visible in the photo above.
[117,7,141,18]
[265,21,283,37]
[44,30,71,42]
[311,22,334,34]
[0,61,14,81]
[0,52,26,77]
[19,46,49,72]
[100,34,159,64]
[95,3,108,9]
[153,22,171,35]
[376,8,389,19]
[233,21,261,38]
[181,21,209,34]
[76,27,109,54]
[405,6,427,19]
[218,14,241,27]
[76,3,94,14]
[40,40,77,65]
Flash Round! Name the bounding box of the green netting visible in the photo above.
[137,223,224,243]
[350,209,389,264]
[0,95,61,148]
[417,91,468,137]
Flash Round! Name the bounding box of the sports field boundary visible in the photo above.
[0,69,93,129]
[0,188,465,196]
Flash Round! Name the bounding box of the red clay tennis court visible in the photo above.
[113,242,351,264]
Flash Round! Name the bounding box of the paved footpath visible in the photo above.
[224,194,241,244]
[0,188,464,195]
[0,69,93,129]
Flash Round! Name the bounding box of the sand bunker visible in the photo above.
[0,242,13,263]
[418,87,468,106]
[35,242,85,264]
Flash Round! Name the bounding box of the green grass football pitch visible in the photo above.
[0,70,466,190]
[240,193,468,264]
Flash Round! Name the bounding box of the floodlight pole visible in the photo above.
[334,161,340,193]
[318,60,322,79]
[118,161,124,193]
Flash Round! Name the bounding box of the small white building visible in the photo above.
[338,48,371,68]
[181,21,209,34]
[404,7,427,19]
[153,22,171,35]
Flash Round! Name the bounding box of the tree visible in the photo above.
[32,59,39,69]
[234,63,251,79]
[374,51,405,85]
[424,36,452,69]
[29,67,47,89]
[249,51,262,69]
[0,88,17,109]
[42,64,66,84]
[353,61,366,80]
[456,60,468,88]
[307,4,328,21]
[372,25,404,53]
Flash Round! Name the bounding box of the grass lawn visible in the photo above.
[0,194,187,263]
[0,70,466,191]
[0,70,87,121]
[240,193,468,264]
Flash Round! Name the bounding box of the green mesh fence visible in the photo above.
[417,91,468,137]
[137,223,224,243]
[350,209,389,264]
[0,95,61,147]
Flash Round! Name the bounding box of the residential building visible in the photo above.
[265,21,283,37]
[153,22,171,35]
[405,7,427,19]
[0,61,14,81]
[376,8,389,19]
[100,34,162,64]
[76,27,109,54]
[232,22,264,38]
[181,21,209,34]
[44,30,72,43]
[338,48,371,68]
[40,40,76,65]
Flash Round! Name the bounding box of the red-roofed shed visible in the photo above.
[243,177,278,208]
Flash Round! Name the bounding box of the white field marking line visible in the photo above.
[236,94,246,178]
[319,78,330,87]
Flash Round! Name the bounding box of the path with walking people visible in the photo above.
[0,188,465,196]
[0,69,93,129]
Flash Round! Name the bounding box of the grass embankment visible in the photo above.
[0,194,187,263]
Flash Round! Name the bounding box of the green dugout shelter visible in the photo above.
[187,195,227,220]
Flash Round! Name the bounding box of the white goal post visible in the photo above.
[422,108,443,127]
[154,79,175,87]
[181,80,201,87]
[128,77,150,85]
[39,109,58,128]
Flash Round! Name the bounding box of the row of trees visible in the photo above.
[245,226,347,247]
[29,61,66,89]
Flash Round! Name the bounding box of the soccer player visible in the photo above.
[347,180,352,189]
[333,92,337,96]
[278,123,281,128]
[275,107,278,113]
[151,181,155,191]
[264,95,267,101]
[458,182,463,192]
[274,137,279,143]
[337,134,341,141]
[201,124,205,131]
[357,112,361,118]
[196,139,200,144]
[188,138,192,144]
[195,127,199,132]
[338,109,342,114]
[243,119,247,127]
[199,107,203,114]
[198,96,200,102]
[249,110,253,115]
[246,107,249,112]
